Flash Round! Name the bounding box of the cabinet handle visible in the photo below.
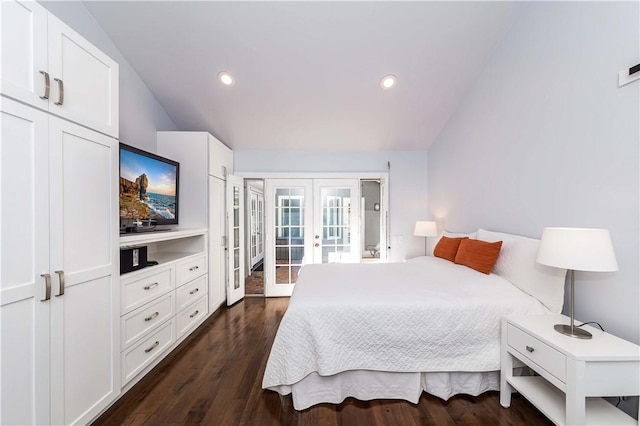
[54,270,65,297]
[189,310,199,318]
[39,71,50,99]
[54,78,64,105]
[144,312,160,322]
[526,345,534,353]
[189,288,199,295]
[143,282,159,290]
[189,266,199,271]
[144,341,159,353]
[41,273,51,301]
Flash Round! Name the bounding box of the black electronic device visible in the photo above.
[120,245,148,274]
[119,143,179,233]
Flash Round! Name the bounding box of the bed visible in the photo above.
[262,229,567,410]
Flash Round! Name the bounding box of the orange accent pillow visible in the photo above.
[433,236,468,262]
[454,238,503,274]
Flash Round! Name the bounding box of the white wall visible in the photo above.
[41,1,177,152]
[428,2,639,345]
[235,150,429,259]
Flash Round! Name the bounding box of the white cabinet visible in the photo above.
[1,97,120,426]
[501,314,640,425]
[1,0,119,138]
[157,131,233,314]
[119,229,209,389]
[208,133,233,180]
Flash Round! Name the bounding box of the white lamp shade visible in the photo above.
[414,221,438,237]
[536,227,618,272]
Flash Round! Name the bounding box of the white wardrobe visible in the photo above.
[1,1,120,425]
[157,131,234,313]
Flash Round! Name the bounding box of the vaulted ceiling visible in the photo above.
[84,1,517,151]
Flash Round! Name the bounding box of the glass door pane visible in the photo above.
[313,179,360,263]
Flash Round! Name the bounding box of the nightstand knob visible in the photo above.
[526,345,535,353]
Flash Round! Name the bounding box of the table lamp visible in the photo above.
[414,221,438,256]
[536,227,618,339]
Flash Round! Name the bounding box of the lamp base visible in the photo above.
[554,323,592,339]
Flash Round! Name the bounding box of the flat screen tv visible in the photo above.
[119,143,179,231]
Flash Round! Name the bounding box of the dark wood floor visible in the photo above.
[93,298,553,426]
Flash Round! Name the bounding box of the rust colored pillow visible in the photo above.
[454,238,503,274]
[433,236,468,262]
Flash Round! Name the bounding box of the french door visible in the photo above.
[264,178,361,296]
[312,179,360,264]
[226,175,245,305]
[249,190,264,268]
[264,180,313,297]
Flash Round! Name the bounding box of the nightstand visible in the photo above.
[501,314,640,425]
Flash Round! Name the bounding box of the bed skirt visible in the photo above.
[266,370,500,410]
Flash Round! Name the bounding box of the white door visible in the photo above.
[249,190,265,268]
[48,117,119,425]
[208,176,226,310]
[264,179,313,297]
[226,175,245,305]
[313,179,361,263]
[0,97,50,426]
[0,0,49,110]
[48,14,119,138]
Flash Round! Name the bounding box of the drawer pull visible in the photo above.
[189,266,199,272]
[144,341,159,353]
[526,345,535,353]
[189,288,199,295]
[144,311,160,322]
[189,310,200,318]
[143,282,159,290]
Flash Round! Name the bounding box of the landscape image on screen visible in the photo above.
[119,148,177,222]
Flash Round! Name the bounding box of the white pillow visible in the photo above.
[426,230,477,256]
[476,229,566,313]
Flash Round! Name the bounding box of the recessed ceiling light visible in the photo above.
[218,72,235,86]
[380,75,397,89]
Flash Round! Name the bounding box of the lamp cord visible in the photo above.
[574,321,604,331]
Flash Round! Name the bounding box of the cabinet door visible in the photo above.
[0,97,50,426]
[47,15,119,138]
[0,0,49,110]
[208,176,227,310]
[208,134,232,180]
[48,117,120,425]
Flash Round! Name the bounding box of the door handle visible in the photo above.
[39,71,50,99]
[314,243,320,247]
[54,78,64,105]
[41,273,51,301]
[54,270,65,296]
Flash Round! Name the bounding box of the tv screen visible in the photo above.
[119,143,179,228]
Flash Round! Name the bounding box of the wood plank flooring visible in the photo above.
[93,298,553,426]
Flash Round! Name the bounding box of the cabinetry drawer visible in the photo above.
[177,295,208,337]
[121,292,174,349]
[507,323,566,382]
[176,275,208,312]
[122,320,175,384]
[176,254,207,286]
[122,268,173,314]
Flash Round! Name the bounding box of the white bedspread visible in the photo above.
[263,256,548,391]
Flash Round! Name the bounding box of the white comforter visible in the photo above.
[263,256,548,390]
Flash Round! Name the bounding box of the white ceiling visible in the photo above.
[83,1,517,151]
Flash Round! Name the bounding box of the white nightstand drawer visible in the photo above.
[176,254,207,286]
[177,295,208,337]
[507,323,566,382]
[122,268,173,314]
[176,275,207,312]
[121,292,175,349]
